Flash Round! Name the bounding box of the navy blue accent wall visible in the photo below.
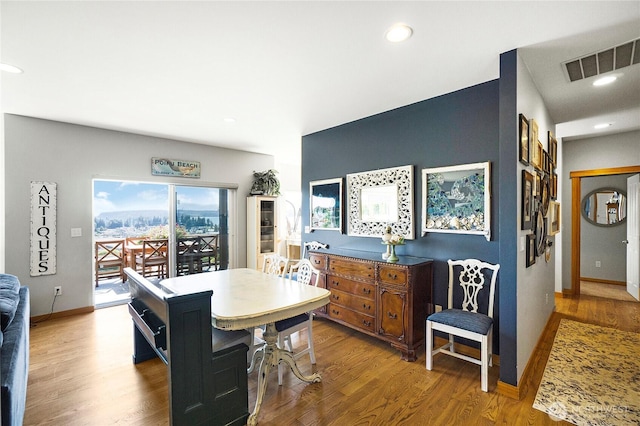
[498,50,518,386]
[302,80,503,353]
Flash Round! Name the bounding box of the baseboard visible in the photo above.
[496,307,556,400]
[580,277,626,286]
[30,305,94,324]
[560,289,573,297]
[497,380,521,399]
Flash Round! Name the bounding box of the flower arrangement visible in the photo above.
[381,225,405,245]
[381,225,404,263]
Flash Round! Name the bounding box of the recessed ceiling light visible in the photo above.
[0,63,23,74]
[592,75,617,86]
[385,23,413,43]
[594,123,612,129]
[223,117,237,124]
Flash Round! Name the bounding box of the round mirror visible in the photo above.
[581,187,627,226]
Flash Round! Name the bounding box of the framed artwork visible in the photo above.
[534,171,541,197]
[421,161,491,241]
[543,150,550,175]
[521,170,534,230]
[310,178,343,232]
[531,140,543,171]
[346,165,414,239]
[535,205,547,257]
[550,172,558,200]
[541,175,550,216]
[549,201,560,235]
[529,119,539,150]
[548,131,557,168]
[519,113,529,165]
[526,233,536,267]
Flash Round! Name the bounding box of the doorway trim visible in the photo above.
[570,165,640,295]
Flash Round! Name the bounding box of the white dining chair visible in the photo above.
[426,259,500,392]
[276,259,320,385]
[247,253,291,372]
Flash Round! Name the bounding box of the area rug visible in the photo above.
[533,319,640,425]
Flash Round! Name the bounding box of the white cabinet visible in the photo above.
[247,196,278,270]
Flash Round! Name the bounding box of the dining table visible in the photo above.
[160,268,331,426]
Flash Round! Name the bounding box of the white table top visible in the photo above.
[160,268,330,330]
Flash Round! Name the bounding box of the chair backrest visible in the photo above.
[95,239,125,262]
[177,237,199,255]
[198,235,218,254]
[288,259,320,287]
[262,254,289,277]
[447,259,500,318]
[302,241,328,259]
[142,239,168,260]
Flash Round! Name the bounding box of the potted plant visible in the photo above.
[250,169,281,196]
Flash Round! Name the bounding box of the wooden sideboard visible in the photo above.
[309,248,433,361]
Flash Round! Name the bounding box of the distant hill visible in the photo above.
[177,209,219,218]
[96,209,218,221]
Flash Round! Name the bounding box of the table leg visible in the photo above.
[247,322,322,426]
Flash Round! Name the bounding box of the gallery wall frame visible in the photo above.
[421,161,491,241]
[519,113,529,165]
[526,233,536,267]
[310,177,343,232]
[521,170,534,230]
[534,205,547,257]
[549,201,560,235]
[346,165,414,239]
[548,131,557,168]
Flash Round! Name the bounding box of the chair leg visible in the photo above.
[488,328,493,367]
[426,320,433,371]
[481,334,489,392]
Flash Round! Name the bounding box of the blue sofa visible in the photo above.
[0,274,30,426]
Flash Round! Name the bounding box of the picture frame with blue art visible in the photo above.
[421,161,491,241]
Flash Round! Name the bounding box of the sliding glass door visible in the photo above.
[175,185,231,274]
[93,179,235,307]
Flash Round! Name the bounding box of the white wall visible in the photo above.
[560,130,640,290]
[4,114,275,316]
[515,52,556,381]
[580,174,631,282]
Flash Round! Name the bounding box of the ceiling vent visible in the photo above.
[563,38,640,82]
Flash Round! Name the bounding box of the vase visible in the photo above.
[387,244,399,263]
[382,244,391,260]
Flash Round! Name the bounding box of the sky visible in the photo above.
[93,180,219,215]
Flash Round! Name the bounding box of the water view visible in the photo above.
[93,180,221,238]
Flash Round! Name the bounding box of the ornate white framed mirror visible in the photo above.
[346,165,414,239]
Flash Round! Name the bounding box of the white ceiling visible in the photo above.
[2,1,639,165]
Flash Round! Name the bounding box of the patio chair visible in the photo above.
[94,239,126,287]
[426,259,500,392]
[198,235,219,271]
[136,239,169,279]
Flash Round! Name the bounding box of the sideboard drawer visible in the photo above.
[327,275,375,299]
[329,289,375,315]
[308,253,326,270]
[328,258,375,280]
[378,265,408,287]
[328,305,375,333]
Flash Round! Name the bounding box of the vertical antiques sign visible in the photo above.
[30,181,57,276]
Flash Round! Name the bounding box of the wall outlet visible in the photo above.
[54,286,62,296]
[595,260,601,268]
[435,304,442,312]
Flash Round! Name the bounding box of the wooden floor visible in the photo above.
[24,293,639,426]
